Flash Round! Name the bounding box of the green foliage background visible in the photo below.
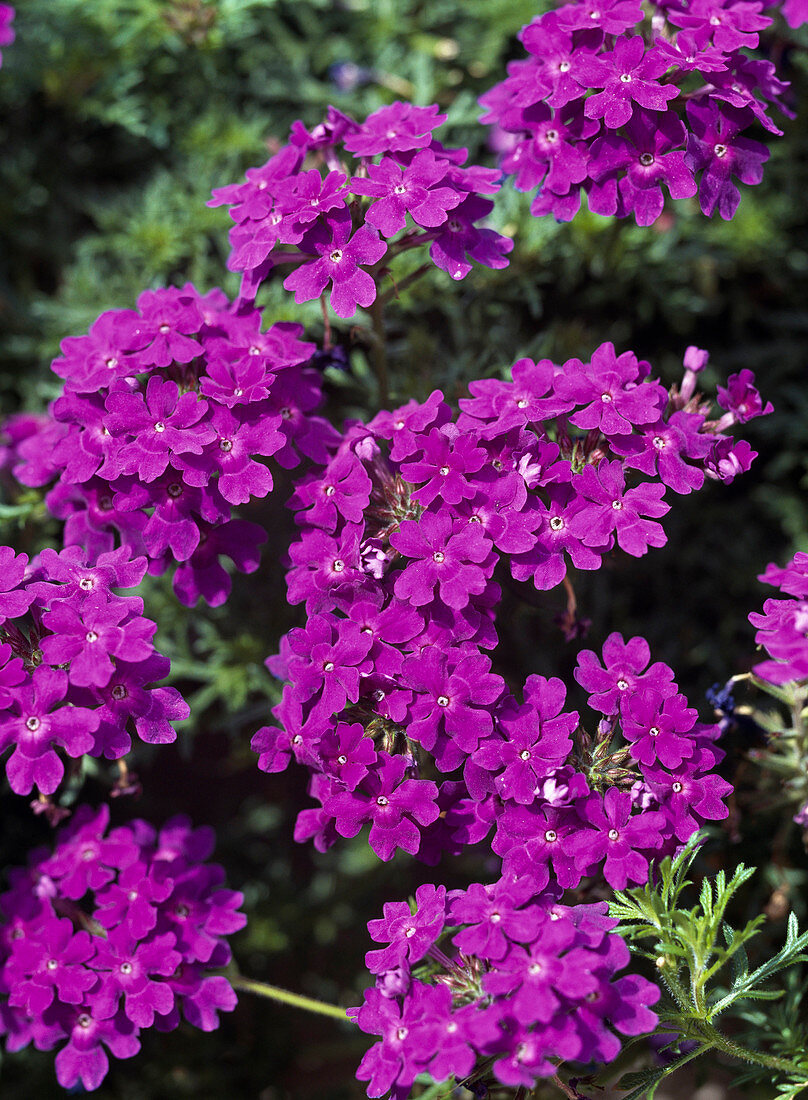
[1,0,807,1095]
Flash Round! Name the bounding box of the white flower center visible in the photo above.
[432,551,445,563]
[154,421,166,433]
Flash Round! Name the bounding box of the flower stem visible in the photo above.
[700,1021,808,1077]
[367,295,390,408]
[232,976,348,1021]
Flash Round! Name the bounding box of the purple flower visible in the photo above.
[343,102,447,157]
[429,195,514,282]
[575,633,675,715]
[105,376,214,483]
[623,690,699,769]
[390,510,493,610]
[0,546,33,620]
[286,614,373,721]
[448,876,539,961]
[577,37,679,130]
[402,645,505,763]
[473,676,577,803]
[283,211,387,318]
[174,404,284,505]
[685,100,769,219]
[6,918,97,1015]
[400,428,487,507]
[349,149,462,236]
[609,411,711,495]
[40,598,156,689]
[554,342,664,435]
[588,110,697,226]
[324,751,439,861]
[716,368,773,424]
[0,667,99,795]
[366,883,446,974]
[572,788,666,889]
[568,461,669,557]
[132,287,203,369]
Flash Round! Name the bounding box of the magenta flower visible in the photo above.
[555,342,665,435]
[366,883,446,974]
[577,37,678,130]
[324,751,440,861]
[402,645,505,761]
[575,633,676,715]
[685,100,769,219]
[343,101,447,156]
[350,149,462,236]
[40,598,156,689]
[568,461,669,557]
[391,511,493,609]
[0,667,99,795]
[283,211,387,318]
[429,195,513,281]
[572,788,667,889]
[0,546,33,620]
[400,427,487,507]
[132,287,203,369]
[588,110,697,226]
[105,376,214,483]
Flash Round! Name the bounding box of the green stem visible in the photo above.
[232,976,348,1021]
[700,1021,808,1077]
[377,262,432,307]
[366,295,389,408]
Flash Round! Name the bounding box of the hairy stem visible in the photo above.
[232,976,348,1021]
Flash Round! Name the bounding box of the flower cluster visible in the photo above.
[209,102,513,316]
[11,283,337,608]
[749,551,808,685]
[350,880,659,1097]
[0,804,245,1091]
[0,4,13,68]
[480,0,800,223]
[252,342,754,875]
[0,543,188,799]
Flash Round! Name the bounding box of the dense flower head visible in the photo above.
[0,804,245,1091]
[480,0,797,223]
[352,881,660,1098]
[208,102,512,315]
[0,543,188,797]
[749,552,808,684]
[10,285,337,608]
[254,343,749,870]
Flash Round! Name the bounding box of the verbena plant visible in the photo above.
[1,1,808,1096]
